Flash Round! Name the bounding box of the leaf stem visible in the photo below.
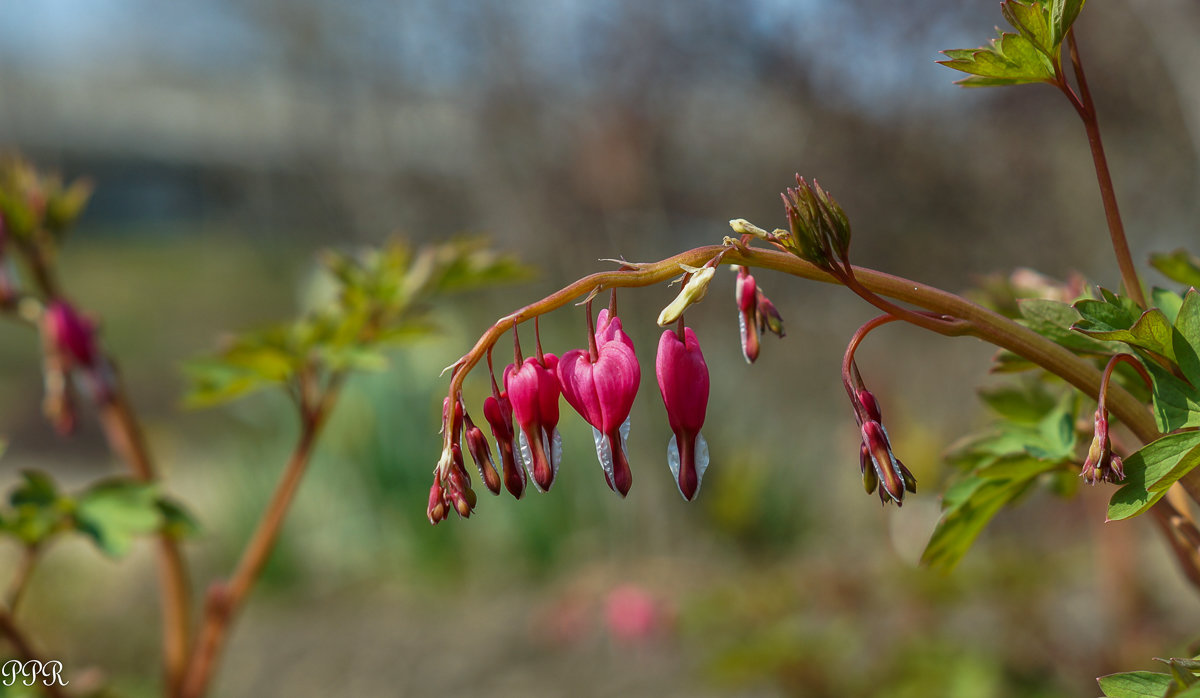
[1058,29,1147,308]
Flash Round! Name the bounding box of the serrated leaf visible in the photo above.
[1002,1,1054,56]
[1097,671,1173,698]
[938,31,1056,86]
[1151,250,1200,288]
[1073,299,1176,363]
[1107,432,1200,521]
[74,480,163,557]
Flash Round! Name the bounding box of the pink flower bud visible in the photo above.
[464,411,502,495]
[504,354,563,492]
[1081,408,1124,485]
[44,300,98,368]
[735,269,760,364]
[484,392,526,499]
[559,309,640,496]
[656,327,710,500]
[861,420,906,505]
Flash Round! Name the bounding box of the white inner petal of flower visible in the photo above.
[737,310,751,364]
[666,431,710,499]
[591,415,632,488]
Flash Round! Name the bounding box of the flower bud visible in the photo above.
[755,288,785,338]
[44,300,98,368]
[464,411,502,495]
[657,265,716,327]
[728,219,770,239]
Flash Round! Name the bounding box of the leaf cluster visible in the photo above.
[0,470,198,557]
[938,0,1085,87]
[184,238,530,408]
[922,380,1079,571]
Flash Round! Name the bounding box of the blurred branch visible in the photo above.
[0,609,67,698]
[5,545,40,612]
[177,370,345,698]
[5,228,194,694]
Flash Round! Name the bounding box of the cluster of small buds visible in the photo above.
[732,265,784,364]
[1081,407,1124,485]
[778,176,852,272]
[851,383,917,506]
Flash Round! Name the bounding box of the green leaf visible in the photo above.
[157,497,201,540]
[1073,298,1176,363]
[1049,0,1087,46]
[1002,1,1055,56]
[1150,249,1200,288]
[1098,671,1173,698]
[975,454,1063,480]
[1107,432,1200,520]
[1154,288,1185,325]
[10,470,58,508]
[4,471,68,545]
[938,31,1056,86]
[1171,289,1200,383]
[1018,299,1120,355]
[922,477,1032,572]
[74,479,163,557]
[978,381,1059,424]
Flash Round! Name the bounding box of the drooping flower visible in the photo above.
[483,389,526,499]
[852,386,916,506]
[735,267,760,363]
[1081,407,1124,485]
[505,354,563,492]
[655,326,710,500]
[558,305,640,496]
[463,409,502,495]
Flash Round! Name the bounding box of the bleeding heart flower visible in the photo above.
[655,326,710,500]
[484,390,526,499]
[505,354,563,492]
[558,307,640,496]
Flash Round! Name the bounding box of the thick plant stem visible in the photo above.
[176,374,343,698]
[1060,30,1146,309]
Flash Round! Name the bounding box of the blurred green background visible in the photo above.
[2,1,1200,696]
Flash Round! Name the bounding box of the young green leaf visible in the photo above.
[157,497,201,540]
[921,476,1034,572]
[1154,287,1185,325]
[74,479,163,557]
[1097,671,1173,698]
[1049,0,1087,47]
[1151,249,1200,288]
[938,31,1056,87]
[1107,433,1200,521]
